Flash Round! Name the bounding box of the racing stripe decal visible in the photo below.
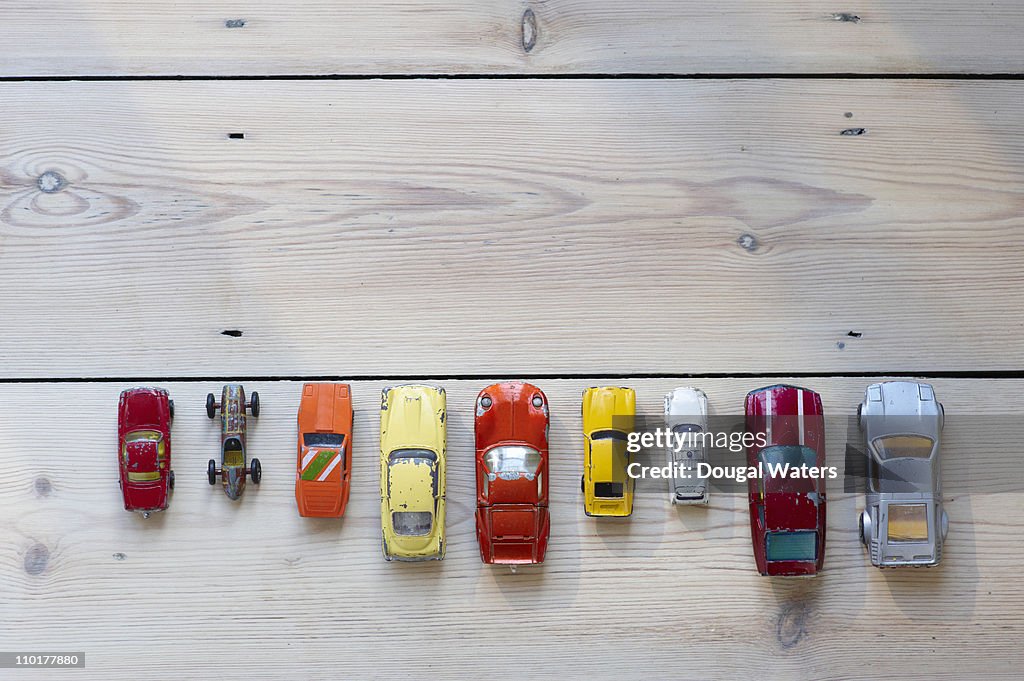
[797,388,805,446]
[301,450,340,481]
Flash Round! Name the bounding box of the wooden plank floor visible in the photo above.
[1,0,1022,678]
[2,379,1022,680]
[2,1,1024,76]
[2,80,1023,377]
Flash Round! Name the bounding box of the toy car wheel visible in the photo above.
[250,458,262,484]
[206,393,217,419]
[169,470,175,490]
[940,509,949,539]
[438,538,446,561]
[207,459,217,485]
[381,532,392,562]
[857,403,864,432]
[859,510,872,546]
[580,475,585,493]
[168,399,175,419]
[250,391,260,417]
[939,403,945,432]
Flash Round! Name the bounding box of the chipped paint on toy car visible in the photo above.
[379,385,447,561]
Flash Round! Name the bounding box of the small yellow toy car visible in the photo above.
[581,387,636,517]
[380,384,447,561]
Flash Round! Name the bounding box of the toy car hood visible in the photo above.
[381,387,444,451]
[121,389,167,430]
[584,388,635,432]
[664,388,708,425]
[475,383,547,450]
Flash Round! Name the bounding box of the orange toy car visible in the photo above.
[296,383,354,518]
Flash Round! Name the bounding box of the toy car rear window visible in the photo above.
[304,433,345,447]
[388,449,437,464]
[887,504,929,542]
[766,531,817,562]
[594,482,625,498]
[872,435,935,459]
[591,430,629,441]
[484,445,541,477]
[758,445,818,468]
[671,423,703,434]
[392,511,433,536]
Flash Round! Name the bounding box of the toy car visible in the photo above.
[206,384,261,500]
[296,383,353,518]
[664,387,710,505]
[118,387,174,517]
[746,384,826,576]
[581,387,636,517]
[380,385,446,561]
[475,382,550,565]
[858,381,948,567]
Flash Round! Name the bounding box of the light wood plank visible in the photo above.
[0,378,1020,680]
[2,2,1023,76]
[1,80,1023,377]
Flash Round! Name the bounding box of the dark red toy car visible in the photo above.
[118,387,175,517]
[475,382,550,565]
[746,384,826,576]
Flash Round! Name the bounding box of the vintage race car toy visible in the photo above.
[118,387,174,517]
[581,387,636,517]
[858,381,948,567]
[664,387,710,505]
[296,383,353,518]
[475,382,550,565]
[380,385,447,561]
[206,384,261,500]
[746,384,826,576]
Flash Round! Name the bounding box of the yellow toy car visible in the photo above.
[582,387,636,517]
[380,384,447,561]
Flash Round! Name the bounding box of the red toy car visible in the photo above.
[475,382,550,565]
[118,387,174,517]
[746,384,826,576]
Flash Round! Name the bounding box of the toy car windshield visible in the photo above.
[484,445,541,479]
[872,435,935,459]
[388,449,436,464]
[393,511,433,536]
[766,531,818,562]
[303,433,345,447]
[591,429,629,441]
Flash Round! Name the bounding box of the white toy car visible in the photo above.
[664,387,710,505]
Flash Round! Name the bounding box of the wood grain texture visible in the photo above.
[1,378,1021,680]
[2,1,1024,76]
[1,80,1023,377]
